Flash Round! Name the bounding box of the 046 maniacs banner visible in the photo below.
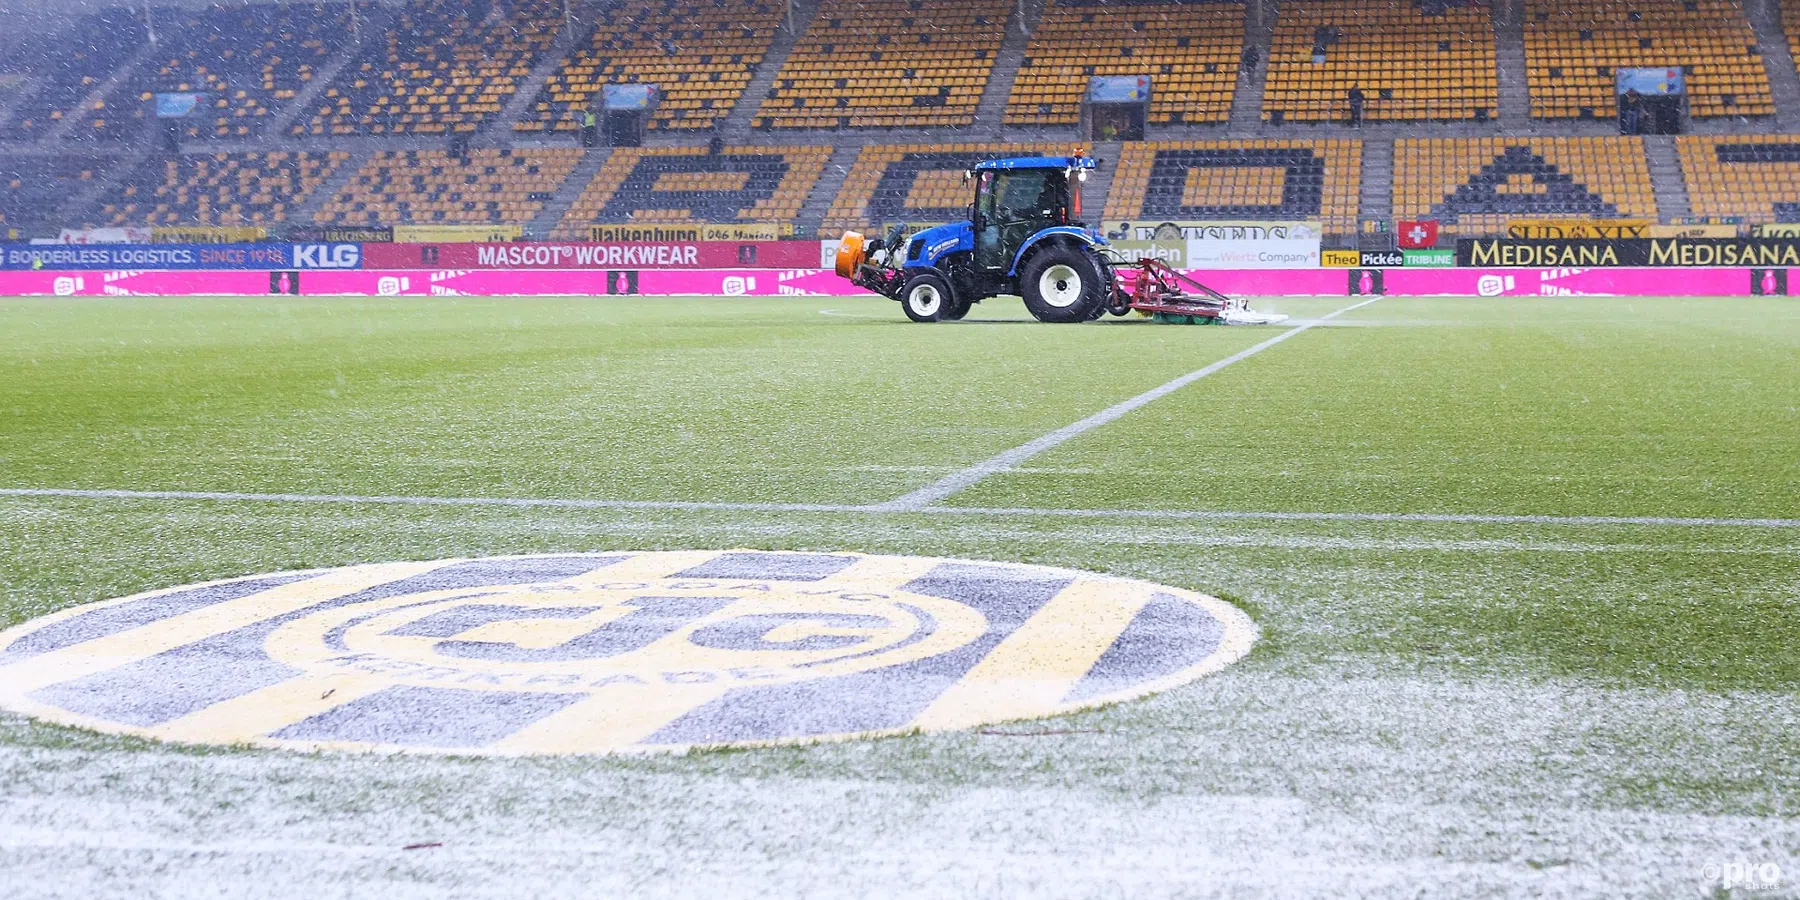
[360,241,826,270]
[1102,221,1321,269]
[1457,237,1800,267]
[1,243,361,270]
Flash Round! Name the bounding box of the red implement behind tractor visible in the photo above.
[1107,258,1289,325]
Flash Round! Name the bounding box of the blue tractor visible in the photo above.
[835,153,1122,323]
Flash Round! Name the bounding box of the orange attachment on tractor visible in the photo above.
[834,232,868,279]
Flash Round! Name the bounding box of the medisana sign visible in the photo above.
[1457,238,1800,267]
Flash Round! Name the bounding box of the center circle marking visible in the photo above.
[0,551,1257,755]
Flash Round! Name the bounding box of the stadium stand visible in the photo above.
[554,145,830,237]
[1677,134,1800,223]
[754,0,1011,128]
[1524,0,1772,119]
[822,143,1065,232]
[295,0,560,136]
[315,148,581,226]
[0,155,111,237]
[1,9,147,141]
[518,0,786,135]
[8,0,1800,238]
[92,151,350,226]
[74,3,353,141]
[1262,0,1497,123]
[1393,137,1657,235]
[1006,0,1244,127]
[1103,139,1363,234]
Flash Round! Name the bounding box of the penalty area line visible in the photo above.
[872,295,1385,512]
[1,488,1797,530]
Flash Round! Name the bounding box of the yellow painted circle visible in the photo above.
[0,551,1257,755]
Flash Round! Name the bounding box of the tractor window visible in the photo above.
[974,170,998,222]
[993,171,1051,221]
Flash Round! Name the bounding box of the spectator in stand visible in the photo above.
[1621,89,1643,134]
[582,108,599,147]
[1241,44,1259,73]
[1347,85,1366,127]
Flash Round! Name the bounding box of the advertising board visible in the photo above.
[586,223,793,242]
[1458,237,1800,267]
[1504,219,1652,240]
[7,265,1784,299]
[360,241,826,270]
[391,225,524,243]
[0,243,361,270]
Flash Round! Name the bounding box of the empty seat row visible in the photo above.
[92,151,350,226]
[1527,0,1773,119]
[0,154,111,237]
[1678,134,1800,223]
[1007,0,1246,127]
[520,0,785,134]
[1264,0,1498,123]
[754,0,1011,129]
[295,0,561,137]
[75,3,352,142]
[317,148,583,225]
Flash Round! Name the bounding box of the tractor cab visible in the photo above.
[968,155,1096,273]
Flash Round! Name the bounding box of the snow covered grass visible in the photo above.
[1,294,1797,896]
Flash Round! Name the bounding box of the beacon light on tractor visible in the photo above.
[834,151,1286,325]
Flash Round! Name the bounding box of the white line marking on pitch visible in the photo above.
[7,487,1796,530]
[872,296,1386,511]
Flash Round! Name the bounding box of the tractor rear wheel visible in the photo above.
[900,271,952,323]
[1021,246,1106,323]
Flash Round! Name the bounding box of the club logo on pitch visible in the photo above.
[0,551,1255,755]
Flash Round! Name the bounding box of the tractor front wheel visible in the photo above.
[1021,246,1106,323]
[941,293,973,320]
[900,271,952,323]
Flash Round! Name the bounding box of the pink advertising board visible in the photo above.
[0,267,1788,298]
[0,269,851,297]
[1197,266,1775,298]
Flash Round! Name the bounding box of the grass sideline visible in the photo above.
[1,294,1797,897]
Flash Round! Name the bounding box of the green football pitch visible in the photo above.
[1,294,1797,897]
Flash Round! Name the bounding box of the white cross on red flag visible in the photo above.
[1397,220,1439,249]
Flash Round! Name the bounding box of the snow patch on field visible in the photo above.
[0,669,1794,898]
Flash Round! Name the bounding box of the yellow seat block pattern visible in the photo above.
[1394,137,1656,236]
[1005,0,1244,127]
[99,151,349,226]
[822,143,1067,233]
[1104,139,1362,235]
[519,0,785,134]
[1264,0,1497,122]
[554,145,832,238]
[297,0,561,137]
[315,148,583,226]
[754,0,1011,128]
[1525,0,1772,119]
[1677,134,1800,223]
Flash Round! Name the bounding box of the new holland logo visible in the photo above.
[0,551,1254,755]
